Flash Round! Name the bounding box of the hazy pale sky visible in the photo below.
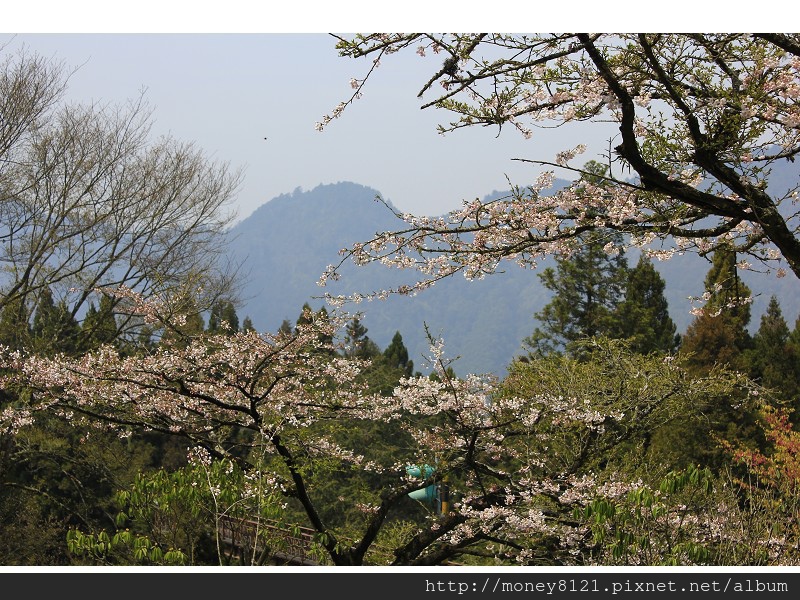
[4,4,765,223]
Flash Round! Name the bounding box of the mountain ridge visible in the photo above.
[226,181,800,376]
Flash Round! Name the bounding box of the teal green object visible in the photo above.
[405,464,435,478]
[408,484,437,504]
[406,464,437,505]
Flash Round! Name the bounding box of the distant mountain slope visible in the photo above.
[226,181,800,376]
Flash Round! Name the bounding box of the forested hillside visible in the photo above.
[227,180,800,375]
[4,33,800,568]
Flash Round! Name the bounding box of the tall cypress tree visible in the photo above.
[615,256,679,355]
[680,245,752,373]
[0,295,30,351]
[383,331,414,377]
[344,316,379,358]
[664,247,760,471]
[31,288,80,355]
[80,294,118,352]
[207,300,240,335]
[241,316,256,332]
[523,229,629,356]
[749,295,800,407]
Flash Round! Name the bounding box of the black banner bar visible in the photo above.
[1,570,798,599]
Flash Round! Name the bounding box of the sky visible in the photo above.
[3,3,774,224]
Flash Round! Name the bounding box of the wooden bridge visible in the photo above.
[217,515,326,565]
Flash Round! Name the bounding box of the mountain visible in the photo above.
[226,181,800,376]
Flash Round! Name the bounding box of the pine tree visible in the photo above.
[383,331,414,377]
[295,303,315,329]
[523,229,629,356]
[160,295,205,348]
[345,316,367,357]
[749,296,800,406]
[680,245,752,373]
[80,294,118,352]
[294,303,334,353]
[31,288,80,355]
[207,300,239,335]
[615,256,679,355]
[241,316,255,332]
[278,318,293,336]
[668,246,760,470]
[0,295,30,351]
[344,316,378,358]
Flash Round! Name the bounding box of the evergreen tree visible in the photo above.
[523,229,629,356]
[207,300,239,335]
[80,294,118,352]
[31,288,80,355]
[345,316,369,358]
[680,245,752,373]
[0,295,30,351]
[134,325,156,355]
[278,318,293,336]
[295,303,334,353]
[241,316,255,332]
[615,256,679,355]
[669,247,760,471]
[295,303,315,330]
[383,331,414,377]
[704,246,752,339]
[315,306,335,351]
[160,295,205,348]
[749,296,800,407]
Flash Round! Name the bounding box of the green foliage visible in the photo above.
[747,296,800,410]
[79,295,119,353]
[383,331,414,378]
[616,256,680,355]
[207,300,240,335]
[524,230,629,356]
[30,288,80,356]
[295,303,334,352]
[0,415,159,565]
[503,338,756,479]
[344,315,380,358]
[66,528,187,566]
[0,295,30,351]
[66,454,287,566]
[681,245,753,374]
[577,465,716,565]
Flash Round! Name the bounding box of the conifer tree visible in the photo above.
[80,294,118,352]
[345,316,367,357]
[295,303,334,353]
[295,303,315,329]
[207,300,239,335]
[31,288,80,355]
[749,296,800,406]
[0,295,30,351]
[665,246,759,471]
[615,256,679,355]
[241,316,255,332]
[160,295,205,348]
[523,229,628,356]
[680,245,752,373]
[278,318,293,336]
[383,331,414,377]
[344,316,378,358]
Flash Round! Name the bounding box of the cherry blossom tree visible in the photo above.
[317,34,800,302]
[1,291,758,565]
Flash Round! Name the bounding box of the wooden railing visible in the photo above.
[217,516,325,565]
